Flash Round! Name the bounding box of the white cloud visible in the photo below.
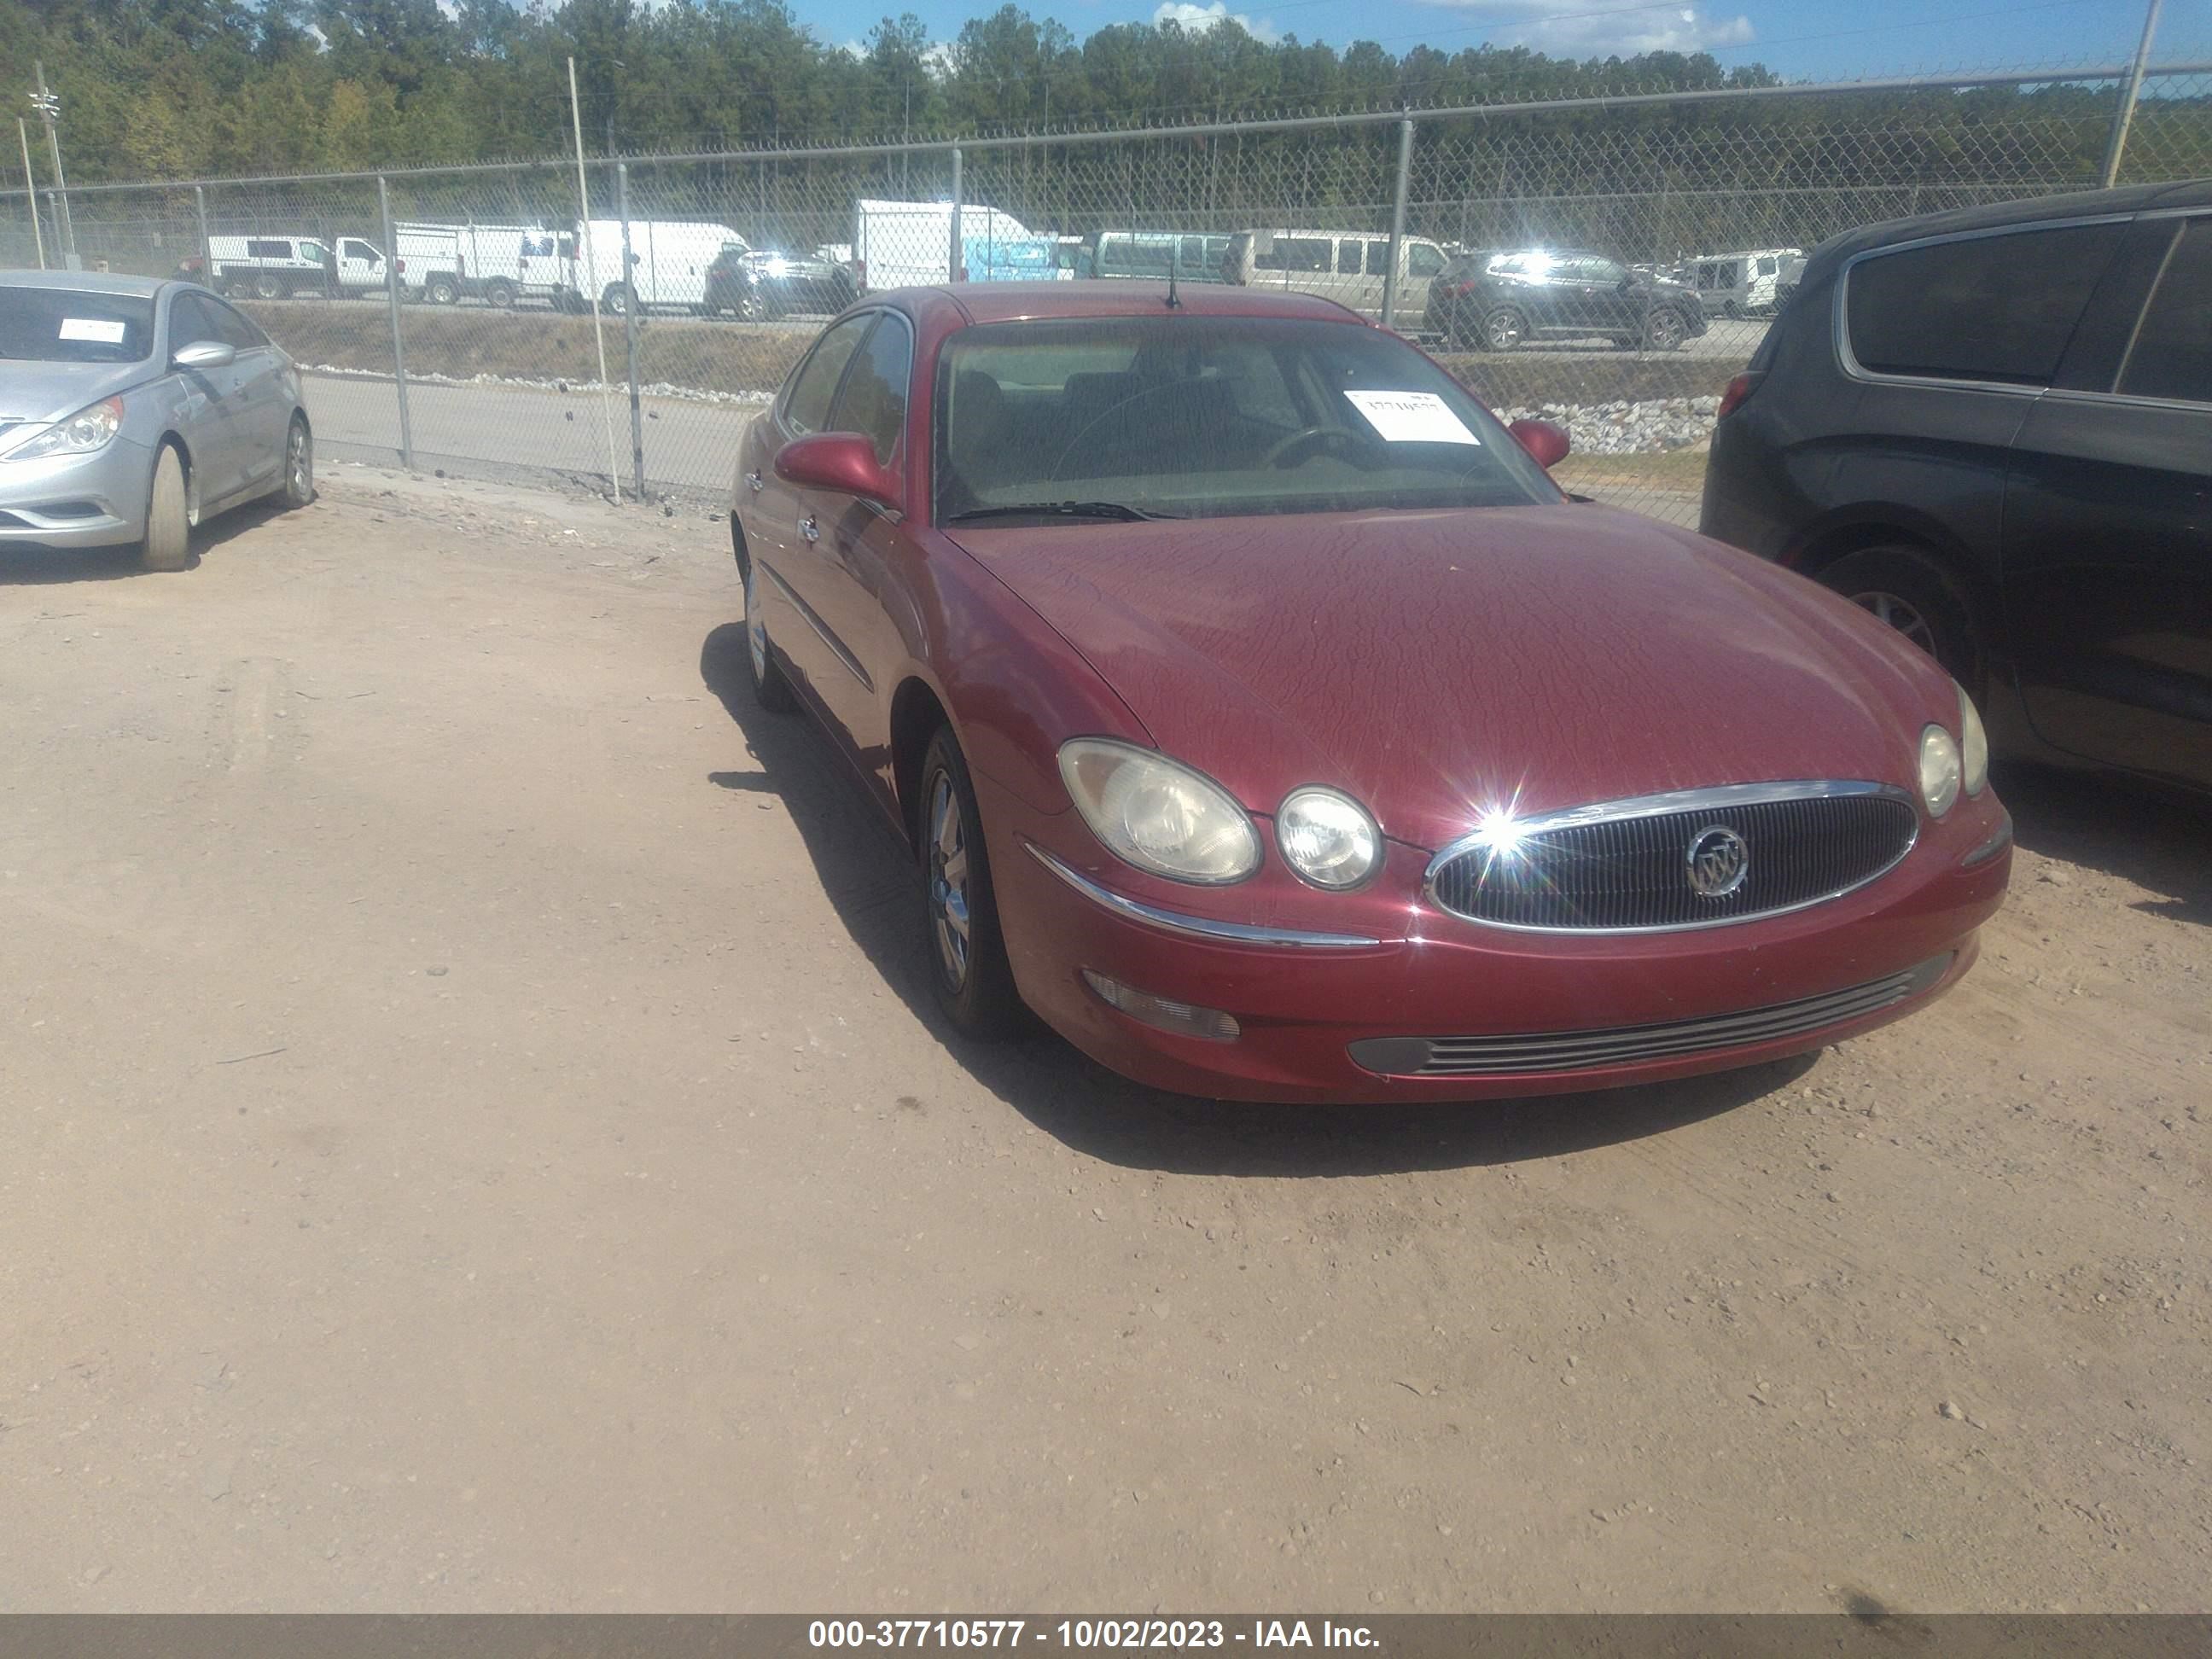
[921,39,959,76]
[1424,2,1754,56]
[1152,1,1279,43]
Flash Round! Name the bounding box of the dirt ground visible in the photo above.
[1,470,2205,1613]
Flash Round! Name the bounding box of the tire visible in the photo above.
[742,556,798,714]
[1646,308,1687,352]
[427,275,460,306]
[917,725,1022,1040]
[282,415,314,509]
[602,282,633,317]
[483,279,517,309]
[1816,544,1985,698]
[140,445,191,573]
[226,278,253,300]
[1481,306,1528,352]
[253,272,282,301]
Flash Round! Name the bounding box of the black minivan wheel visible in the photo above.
[1818,544,1984,699]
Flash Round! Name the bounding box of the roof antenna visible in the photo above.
[1165,237,1182,310]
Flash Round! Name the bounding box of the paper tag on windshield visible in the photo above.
[59,317,128,344]
[1344,389,1481,446]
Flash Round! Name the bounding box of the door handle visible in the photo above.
[746,470,763,492]
[800,515,820,543]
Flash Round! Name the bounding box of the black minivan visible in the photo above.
[1700,180,2211,795]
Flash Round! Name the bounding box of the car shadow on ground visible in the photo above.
[0,497,293,585]
[701,621,1816,1177]
[1999,760,2211,929]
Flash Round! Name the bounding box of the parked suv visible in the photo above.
[1700,180,2212,795]
[1424,248,1707,352]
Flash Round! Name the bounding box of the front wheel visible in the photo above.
[602,282,633,317]
[918,726,1022,1039]
[1646,309,1687,352]
[253,272,282,301]
[282,416,314,509]
[141,445,191,572]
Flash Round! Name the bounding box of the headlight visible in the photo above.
[4,396,125,463]
[1058,738,1260,885]
[1918,724,1961,818]
[1277,786,1382,889]
[1958,684,1989,797]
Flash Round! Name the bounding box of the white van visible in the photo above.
[206,234,392,300]
[566,219,746,316]
[1684,247,1803,317]
[396,221,569,307]
[1221,229,1452,319]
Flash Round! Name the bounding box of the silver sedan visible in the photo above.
[0,271,313,571]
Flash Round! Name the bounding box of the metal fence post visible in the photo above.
[376,176,415,470]
[193,183,212,287]
[950,144,963,282]
[1379,114,1415,331]
[2101,0,2166,187]
[617,162,645,504]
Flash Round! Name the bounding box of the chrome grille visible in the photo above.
[1350,954,1952,1078]
[1424,783,1918,933]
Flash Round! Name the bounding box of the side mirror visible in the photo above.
[172,340,237,370]
[774,432,897,508]
[1509,417,1570,470]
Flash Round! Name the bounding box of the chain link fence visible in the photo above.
[4,64,2207,525]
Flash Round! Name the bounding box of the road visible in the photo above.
[306,371,757,500]
[3,470,2205,1611]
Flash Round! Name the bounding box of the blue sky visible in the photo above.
[811,0,2208,84]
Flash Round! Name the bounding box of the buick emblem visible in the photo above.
[1685,824,1750,899]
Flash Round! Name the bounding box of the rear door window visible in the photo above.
[1846,222,2127,385]
[2116,218,2212,405]
[247,240,290,260]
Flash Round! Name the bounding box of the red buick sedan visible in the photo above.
[727,282,2011,1103]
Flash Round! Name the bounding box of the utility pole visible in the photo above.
[15,119,44,270]
[30,61,75,267]
[2101,0,2165,188]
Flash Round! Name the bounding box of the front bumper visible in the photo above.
[0,436,153,550]
[982,776,2011,1104]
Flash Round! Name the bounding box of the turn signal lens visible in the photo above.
[1082,970,1241,1042]
[1958,684,1990,797]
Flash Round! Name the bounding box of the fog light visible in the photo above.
[1081,969,1240,1041]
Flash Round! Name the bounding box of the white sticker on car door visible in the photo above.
[59,317,128,343]
[1342,389,1481,445]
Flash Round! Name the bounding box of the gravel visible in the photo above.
[1499,393,1723,455]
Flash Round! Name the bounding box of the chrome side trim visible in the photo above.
[1832,212,2136,396]
[1024,842,1383,950]
[756,559,875,692]
[1421,780,1922,937]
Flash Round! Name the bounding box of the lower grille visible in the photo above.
[1425,782,1919,933]
[1348,953,1952,1078]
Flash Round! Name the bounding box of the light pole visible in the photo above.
[29,61,75,267]
[15,119,44,269]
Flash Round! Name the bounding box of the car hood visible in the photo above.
[0,359,154,430]
[949,505,1950,853]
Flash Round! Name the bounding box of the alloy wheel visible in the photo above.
[926,771,972,992]
[1850,590,1939,655]
[745,562,769,683]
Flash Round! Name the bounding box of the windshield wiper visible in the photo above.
[946,500,1180,524]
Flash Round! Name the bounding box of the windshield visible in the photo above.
[934,316,1557,524]
[0,287,155,364]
